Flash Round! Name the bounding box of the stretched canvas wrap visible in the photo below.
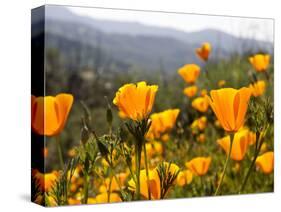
[31,5,274,207]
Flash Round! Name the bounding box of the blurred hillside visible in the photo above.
[32,6,273,73]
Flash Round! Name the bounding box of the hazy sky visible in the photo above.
[69,6,274,42]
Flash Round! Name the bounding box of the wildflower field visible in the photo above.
[31,40,274,206]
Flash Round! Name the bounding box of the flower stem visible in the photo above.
[135,144,142,200]
[107,174,113,202]
[143,142,151,200]
[83,172,89,204]
[214,133,234,196]
[239,129,267,193]
[55,136,64,170]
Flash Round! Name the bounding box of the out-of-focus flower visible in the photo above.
[113,81,158,121]
[128,169,161,200]
[68,198,81,205]
[183,86,198,98]
[95,192,122,203]
[161,133,170,142]
[192,97,209,113]
[191,116,207,131]
[176,170,193,186]
[200,89,208,97]
[196,42,211,62]
[178,64,201,84]
[87,198,97,204]
[185,157,211,176]
[249,80,266,97]
[249,54,270,72]
[255,151,274,174]
[197,133,206,143]
[147,109,180,139]
[218,80,226,88]
[206,88,252,132]
[68,148,76,157]
[31,94,73,136]
[217,130,250,161]
[32,169,59,192]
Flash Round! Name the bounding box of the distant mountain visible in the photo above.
[32,5,273,72]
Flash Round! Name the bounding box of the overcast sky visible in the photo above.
[69,6,274,42]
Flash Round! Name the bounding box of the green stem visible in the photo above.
[239,128,267,193]
[107,174,113,202]
[55,136,64,170]
[135,144,142,200]
[83,172,89,204]
[214,133,234,196]
[143,142,151,200]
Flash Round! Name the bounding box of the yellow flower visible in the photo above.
[32,169,59,192]
[31,94,73,136]
[192,97,209,112]
[95,192,122,203]
[176,170,193,186]
[183,86,198,98]
[148,109,180,139]
[249,54,270,72]
[249,80,266,97]
[185,157,211,176]
[113,81,158,121]
[191,116,207,131]
[206,88,252,132]
[217,130,250,161]
[178,64,201,84]
[218,80,226,88]
[196,42,211,61]
[256,151,274,174]
[128,169,161,200]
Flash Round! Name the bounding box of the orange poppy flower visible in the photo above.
[113,81,158,121]
[192,97,209,112]
[217,130,250,161]
[256,151,274,174]
[128,169,161,200]
[31,93,73,136]
[206,88,252,132]
[196,42,211,61]
[178,64,201,84]
[147,109,180,139]
[249,80,266,97]
[176,170,193,186]
[249,54,270,72]
[185,157,211,176]
[183,85,198,98]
